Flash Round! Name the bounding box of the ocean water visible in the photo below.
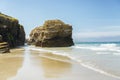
[30,42,120,79]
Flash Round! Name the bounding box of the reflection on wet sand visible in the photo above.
[0,49,24,80]
[8,48,44,80]
[2,47,119,80]
[40,55,71,78]
[0,57,23,80]
[8,48,72,80]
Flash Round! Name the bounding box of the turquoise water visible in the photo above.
[29,42,120,79]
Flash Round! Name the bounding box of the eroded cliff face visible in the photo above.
[28,19,74,47]
[0,13,25,48]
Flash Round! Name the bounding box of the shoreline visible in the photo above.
[0,47,120,80]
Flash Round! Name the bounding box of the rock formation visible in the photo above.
[0,42,10,53]
[0,35,2,42]
[28,19,74,47]
[0,13,25,48]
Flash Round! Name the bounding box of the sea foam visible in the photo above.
[74,43,120,55]
[29,46,120,79]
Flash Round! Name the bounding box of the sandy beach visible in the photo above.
[0,46,119,80]
[1,0,120,80]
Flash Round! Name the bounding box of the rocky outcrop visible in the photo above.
[0,42,10,53]
[28,19,74,47]
[0,35,2,42]
[0,13,25,48]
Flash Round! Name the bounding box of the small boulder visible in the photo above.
[0,42,10,53]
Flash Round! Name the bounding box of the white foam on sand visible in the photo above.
[29,46,120,79]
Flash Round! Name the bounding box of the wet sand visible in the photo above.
[0,48,24,80]
[0,47,120,80]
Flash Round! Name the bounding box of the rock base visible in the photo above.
[0,42,10,53]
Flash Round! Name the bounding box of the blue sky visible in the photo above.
[0,0,120,42]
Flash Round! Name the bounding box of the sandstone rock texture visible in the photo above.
[0,13,25,48]
[28,19,74,47]
[0,42,10,53]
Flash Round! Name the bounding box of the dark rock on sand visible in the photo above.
[28,19,74,47]
[0,42,10,53]
[0,13,25,48]
[0,35,2,42]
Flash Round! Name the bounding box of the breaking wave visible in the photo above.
[74,43,120,55]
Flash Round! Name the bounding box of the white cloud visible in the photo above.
[73,31,120,42]
[73,31,120,38]
[97,26,120,32]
